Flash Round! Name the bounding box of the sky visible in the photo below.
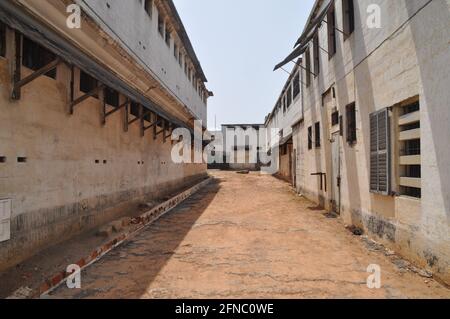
[173,0,315,131]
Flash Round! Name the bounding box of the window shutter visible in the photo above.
[370,109,391,195]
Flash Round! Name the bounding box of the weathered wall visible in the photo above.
[78,0,208,124]
[265,64,303,149]
[0,59,206,271]
[294,0,450,283]
[277,144,293,183]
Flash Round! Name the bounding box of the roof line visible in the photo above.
[164,0,208,83]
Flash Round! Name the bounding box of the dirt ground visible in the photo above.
[49,171,450,299]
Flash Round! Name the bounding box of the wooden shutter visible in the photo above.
[370,109,391,195]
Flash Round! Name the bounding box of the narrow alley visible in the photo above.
[49,171,450,299]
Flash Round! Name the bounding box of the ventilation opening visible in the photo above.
[95,160,100,164]
[103,160,107,164]
[22,37,56,79]
[17,157,27,163]
[0,156,6,163]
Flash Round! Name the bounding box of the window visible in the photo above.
[313,32,320,76]
[346,102,357,144]
[342,0,355,38]
[398,101,421,198]
[104,87,119,107]
[370,108,391,195]
[158,13,164,36]
[327,4,337,58]
[144,0,153,18]
[293,72,300,99]
[130,101,140,118]
[305,47,311,86]
[315,122,321,148]
[0,22,6,58]
[308,126,313,150]
[165,29,171,46]
[179,51,183,67]
[331,110,339,126]
[286,86,292,108]
[80,70,98,94]
[22,37,57,79]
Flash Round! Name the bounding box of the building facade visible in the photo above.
[276,0,450,283]
[265,61,303,185]
[218,124,265,171]
[0,0,210,271]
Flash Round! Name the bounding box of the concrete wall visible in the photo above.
[0,45,206,271]
[294,0,450,283]
[79,0,208,124]
[277,143,293,183]
[265,64,303,149]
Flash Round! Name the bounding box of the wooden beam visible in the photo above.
[70,84,104,114]
[139,104,144,137]
[69,65,74,114]
[123,100,129,132]
[164,123,173,140]
[144,115,159,132]
[105,99,129,117]
[162,120,167,143]
[13,58,61,96]
[101,88,106,125]
[153,115,159,140]
[11,32,22,100]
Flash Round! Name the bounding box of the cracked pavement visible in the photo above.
[49,171,450,298]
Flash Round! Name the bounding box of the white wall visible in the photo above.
[79,0,208,124]
[295,0,450,283]
[265,65,303,148]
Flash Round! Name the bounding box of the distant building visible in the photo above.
[212,124,265,171]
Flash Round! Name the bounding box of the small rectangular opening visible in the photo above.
[22,37,57,79]
[17,157,27,163]
[0,156,6,163]
[144,0,153,18]
[158,13,164,36]
[305,47,311,87]
[104,87,119,107]
[0,22,6,58]
[95,160,100,164]
[308,126,313,150]
[331,110,339,126]
[103,160,107,164]
[343,0,355,39]
[315,122,321,148]
[327,4,337,58]
[80,70,98,95]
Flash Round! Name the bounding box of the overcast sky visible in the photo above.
[173,0,315,130]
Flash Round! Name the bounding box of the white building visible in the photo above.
[265,61,303,184]
[275,0,450,284]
